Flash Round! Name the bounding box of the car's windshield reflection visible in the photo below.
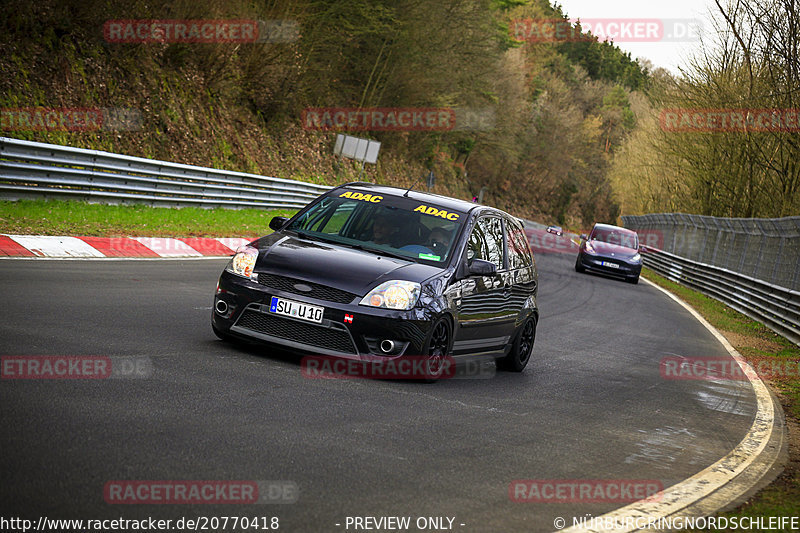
[287,195,464,263]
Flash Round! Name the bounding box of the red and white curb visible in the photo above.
[0,235,255,258]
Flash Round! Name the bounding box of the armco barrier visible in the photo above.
[622,213,800,346]
[642,249,800,345]
[0,137,330,209]
[622,213,800,291]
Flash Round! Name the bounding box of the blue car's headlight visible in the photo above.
[360,280,421,310]
[630,253,642,263]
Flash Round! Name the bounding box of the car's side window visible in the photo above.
[467,216,504,270]
[506,220,533,269]
[295,199,357,235]
[293,198,333,232]
[317,202,356,234]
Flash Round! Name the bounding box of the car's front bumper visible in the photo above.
[212,271,435,359]
[577,253,642,278]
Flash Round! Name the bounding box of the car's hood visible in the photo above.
[586,240,638,258]
[251,234,443,295]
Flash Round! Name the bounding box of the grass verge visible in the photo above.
[0,199,297,237]
[641,267,800,529]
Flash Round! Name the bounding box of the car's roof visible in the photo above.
[593,223,635,232]
[335,182,487,215]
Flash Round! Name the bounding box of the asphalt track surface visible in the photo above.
[0,252,758,532]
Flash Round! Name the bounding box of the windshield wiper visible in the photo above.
[291,229,340,245]
[291,230,411,260]
[349,244,410,261]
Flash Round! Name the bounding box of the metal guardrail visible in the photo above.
[640,249,800,345]
[8,139,794,341]
[0,137,331,209]
[622,213,800,291]
[623,213,800,345]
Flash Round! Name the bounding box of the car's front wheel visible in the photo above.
[498,316,536,372]
[626,274,640,284]
[575,256,585,273]
[422,317,452,382]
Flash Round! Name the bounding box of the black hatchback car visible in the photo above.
[575,223,643,284]
[212,182,538,378]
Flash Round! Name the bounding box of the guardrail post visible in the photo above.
[793,249,800,290]
[771,236,785,284]
[738,232,751,273]
[710,220,722,265]
[699,217,709,263]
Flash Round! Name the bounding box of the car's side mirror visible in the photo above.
[468,259,497,276]
[580,234,588,241]
[639,245,648,253]
[269,216,289,231]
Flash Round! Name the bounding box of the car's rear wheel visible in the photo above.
[575,256,585,273]
[422,317,451,382]
[498,316,536,372]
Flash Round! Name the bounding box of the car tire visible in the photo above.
[421,317,452,382]
[627,275,640,284]
[498,316,536,372]
[575,257,585,273]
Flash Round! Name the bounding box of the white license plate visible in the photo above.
[601,261,620,268]
[269,296,324,323]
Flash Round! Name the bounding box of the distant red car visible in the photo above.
[545,225,563,236]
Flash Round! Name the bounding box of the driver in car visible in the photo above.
[370,213,399,245]
[427,227,452,256]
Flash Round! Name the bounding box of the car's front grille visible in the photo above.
[256,273,357,304]
[235,309,357,354]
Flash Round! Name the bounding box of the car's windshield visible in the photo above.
[286,189,466,263]
[590,227,638,250]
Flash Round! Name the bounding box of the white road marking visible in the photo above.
[560,276,780,533]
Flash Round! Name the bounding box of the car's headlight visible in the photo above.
[631,253,642,263]
[225,246,258,278]
[360,280,421,310]
[584,242,597,254]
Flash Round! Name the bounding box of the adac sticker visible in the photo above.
[419,253,441,261]
[413,205,460,221]
[339,191,383,203]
